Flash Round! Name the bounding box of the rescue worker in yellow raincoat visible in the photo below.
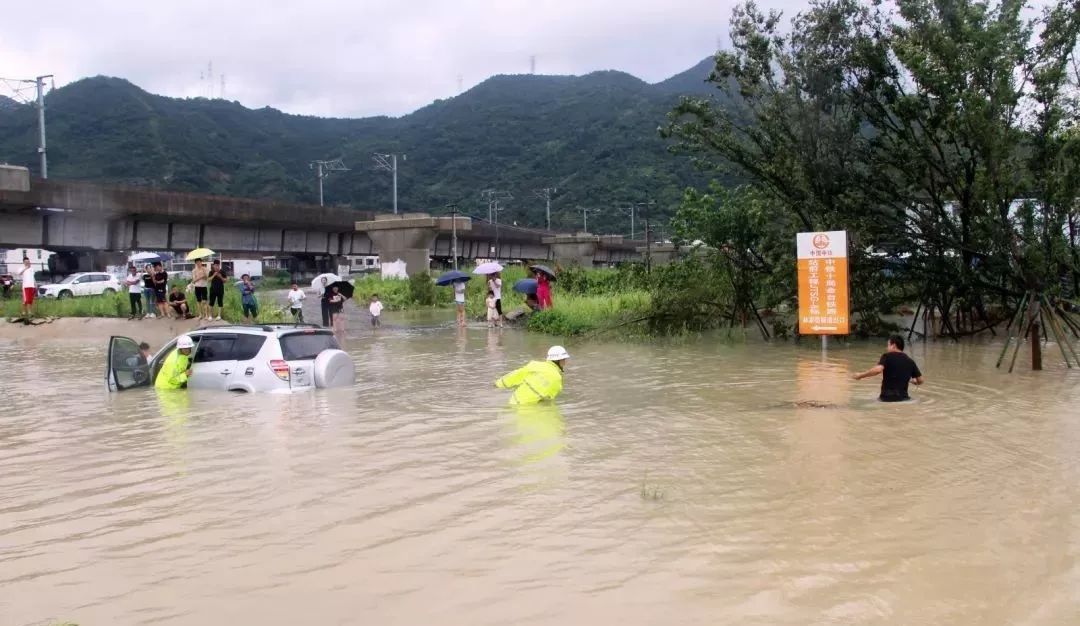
[155,335,195,390]
[495,345,569,405]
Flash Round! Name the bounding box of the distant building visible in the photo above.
[2,248,54,275]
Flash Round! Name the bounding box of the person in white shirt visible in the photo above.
[369,294,384,328]
[286,283,306,323]
[485,290,499,327]
[487,271,503,324]
[453,280,467,327]
[17,257,36,318]
[124,265,144,319]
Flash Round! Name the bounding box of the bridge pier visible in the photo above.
[543,234,600,267]
[355,213,471,278]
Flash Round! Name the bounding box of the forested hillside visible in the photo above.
[0,57,725,235]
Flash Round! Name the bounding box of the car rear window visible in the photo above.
[280,332,339,360]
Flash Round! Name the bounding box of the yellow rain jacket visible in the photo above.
[155,349,191,390]
[495,360,563,405]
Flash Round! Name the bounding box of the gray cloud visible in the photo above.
[0,0,810,118]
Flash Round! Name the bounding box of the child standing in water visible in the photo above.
[485,290,498,327]
[369,294,383,328]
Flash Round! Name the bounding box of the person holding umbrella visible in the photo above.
[495,346,570,405]
[329,284,346,334]
[324,280,355,334]
[474,262,504,324]
[436,270,471,328]
[531,265,556,310]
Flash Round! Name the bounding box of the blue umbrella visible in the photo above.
[513,278,538,295]
[435,270,472,286]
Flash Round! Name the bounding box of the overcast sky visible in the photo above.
[0,0,811,119]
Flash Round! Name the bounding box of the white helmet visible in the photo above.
[546,345,570,361]
[177,336,195,350]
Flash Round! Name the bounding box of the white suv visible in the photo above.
[106,324,356,393]
[39,272,122,299]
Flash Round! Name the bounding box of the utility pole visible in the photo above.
[4,74,54,177]
[446,203,459,270]
[35,75,51,178]
[373,153,405,214]
[634,201,655,241]
[533,187,557,231]
[480,189,512,224]
[580,206,596,233]
[309,158,349,206]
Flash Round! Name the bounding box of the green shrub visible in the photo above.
[408,272,438,306]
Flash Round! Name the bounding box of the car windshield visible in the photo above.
[279,332,339,360]
[58,275,79,284]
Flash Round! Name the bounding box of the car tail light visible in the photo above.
[269,359,290,381]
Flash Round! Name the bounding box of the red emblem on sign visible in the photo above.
[812,234,830,249]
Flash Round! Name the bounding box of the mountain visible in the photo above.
[0,95,21,113]
[0,58,727,235]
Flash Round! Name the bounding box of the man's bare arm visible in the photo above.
[852,365,884,381]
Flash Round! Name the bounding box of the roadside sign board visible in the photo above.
[797,231,849,335]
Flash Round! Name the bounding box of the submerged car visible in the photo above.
[39,272,122,299]
[107,324,356,393]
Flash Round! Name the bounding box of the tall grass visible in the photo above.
[526,291,651,336]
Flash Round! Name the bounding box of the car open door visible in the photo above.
[107,335,152,391]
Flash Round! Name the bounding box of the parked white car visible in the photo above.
[106,324,356,393]
[38,272,121,299]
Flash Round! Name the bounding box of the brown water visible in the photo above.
[2,313,1080,625]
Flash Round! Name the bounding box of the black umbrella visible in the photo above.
[529,264,557,280]
[328,281,355,299]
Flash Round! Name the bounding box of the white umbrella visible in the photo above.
[473,261,504,275]
[310,273,340,292]
[129,252,161,262]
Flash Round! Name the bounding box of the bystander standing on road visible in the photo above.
[208,260,226,321]
[152,262,169,319]
[239,274,259,323]
[320,276,332,327]
[190,259,210,320]
[287,283,306,323]
[141,264,156,319]
[124,266,143,319]
[17,257,35,318]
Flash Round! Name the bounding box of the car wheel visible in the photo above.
[58,290,73,299]
[102,288,116,296]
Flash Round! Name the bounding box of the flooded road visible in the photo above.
[2,313,1080,625]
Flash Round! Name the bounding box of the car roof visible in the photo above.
[191,323,330,336]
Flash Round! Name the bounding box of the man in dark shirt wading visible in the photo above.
[853,335,925,402]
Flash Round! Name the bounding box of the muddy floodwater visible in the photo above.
[2,311,1080,625]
